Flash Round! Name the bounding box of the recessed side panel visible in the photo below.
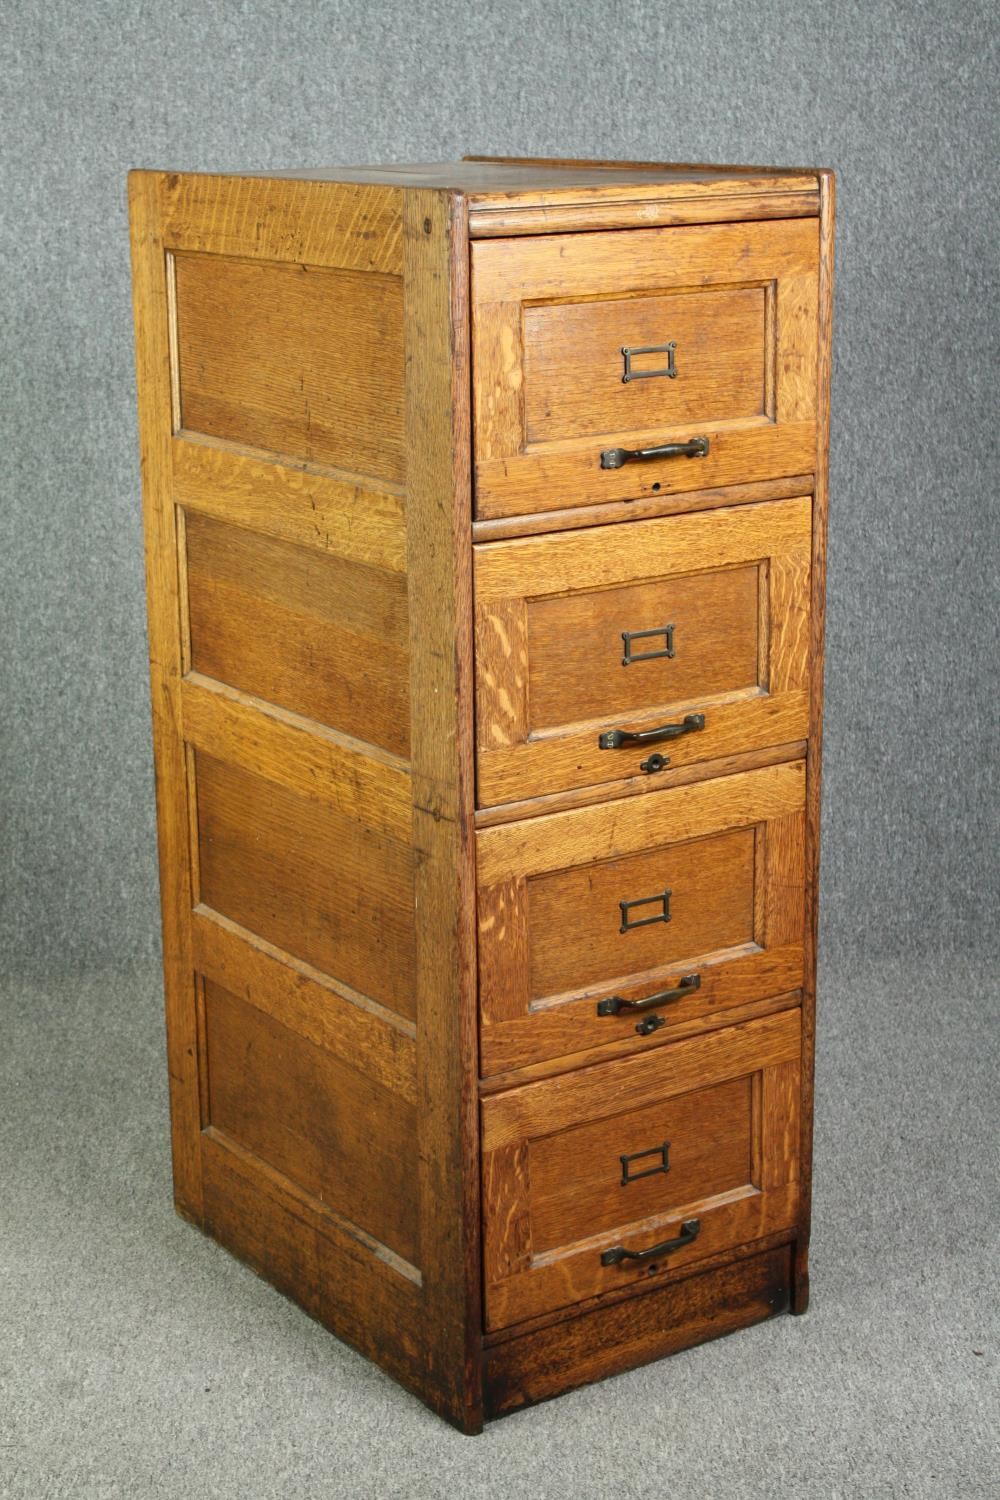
[204,979,419,1263]
[185,509,410,757]
[195,751,416,1021]
[173,252,405,481]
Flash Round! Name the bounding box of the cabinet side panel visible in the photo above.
[129,172,438,1406]
[403,189,484,1433]
[795,171,835,1312]
[129,173,203,1219]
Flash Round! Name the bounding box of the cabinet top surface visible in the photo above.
[139,156,825,205]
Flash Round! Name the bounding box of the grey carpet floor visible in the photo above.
[1,950,997,1499]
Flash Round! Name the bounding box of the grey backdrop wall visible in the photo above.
[2,0,997,975]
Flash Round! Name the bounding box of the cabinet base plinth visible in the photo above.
[483,1244,792,1419]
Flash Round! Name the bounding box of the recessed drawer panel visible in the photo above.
[475,498,811,808]
[481,1009,801,1329]
[477,762,805,1077]
[471,218,819,519]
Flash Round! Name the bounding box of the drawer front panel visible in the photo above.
[482,1010,801,1329]
[471,218,819,519]
[475,497,811,807]
[478,762,805,1077]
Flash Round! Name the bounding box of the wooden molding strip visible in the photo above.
[469,191,819,238]
[180,673,412,841]
[471,474,814,543]
[192,905,417,1093]
[474,742,809,829]
[477,760,806,887]
[481,1009,801,1152]
[172,435,407,571]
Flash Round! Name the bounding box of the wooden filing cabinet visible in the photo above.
[128,155,834,1432]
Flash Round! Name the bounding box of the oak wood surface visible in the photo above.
[158,173,405,272]
[200,1129,427,1396]
[173,437,407,570]
[481,1011,800,1327]
[128,172,204,1219]
[191,905,416,1102]
[185,509,410,756]
[205,980,419,1262]
[195,750,417,1020]
[471,217,818,517]
[795,170,836,1313]
[523,284,767,443]
[180,674,412,843]
[402,189,484,1430]
[470,472,813,543]
[174,251,404,480]
[130,156,834,1428]
[475,497,811,805]
[130,169,485,1432]
[483,1243,791,1416]
[477,765,805,1076]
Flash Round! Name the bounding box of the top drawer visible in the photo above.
[471,218,819,520]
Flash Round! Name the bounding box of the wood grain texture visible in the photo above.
[527,825,756,997]
[195,751,416,1021]
[477,760,805,885]
[191,905,416,1103]
[470,473,814,543]
[795,169,836,1314]
[173,437,406,571]
[471,217,818,518]
[128,172,203,1218]
[477,765,805,1076]
[475,498,811,806]
[474,741,808,830]
[482,1008,801,1153]
[205,980,419,1262]
[131,157,833,1427]
[174,251,404,481]
[470,193,820,237]
[527,1074,752,1251]
[159,172,404,272]
[481,1012,800,1327]
[523,284,767,442]
[180,674,411,842]
[483,1243,791,1416]
[200,1130,427,1398]
[184,508,410,756]
[402,189,484,1431]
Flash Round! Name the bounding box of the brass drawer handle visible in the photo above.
[596,973,700,1018]
[601,1218,701,1267]
[600,437,709,469]
[598,712,705,751]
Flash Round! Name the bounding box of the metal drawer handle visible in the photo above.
[596,973,700,1018]
[600,437,709,470]
[601,1218,701,1267]
[598,712,705,751]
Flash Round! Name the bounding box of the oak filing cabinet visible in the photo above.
[128,155,834,1431]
